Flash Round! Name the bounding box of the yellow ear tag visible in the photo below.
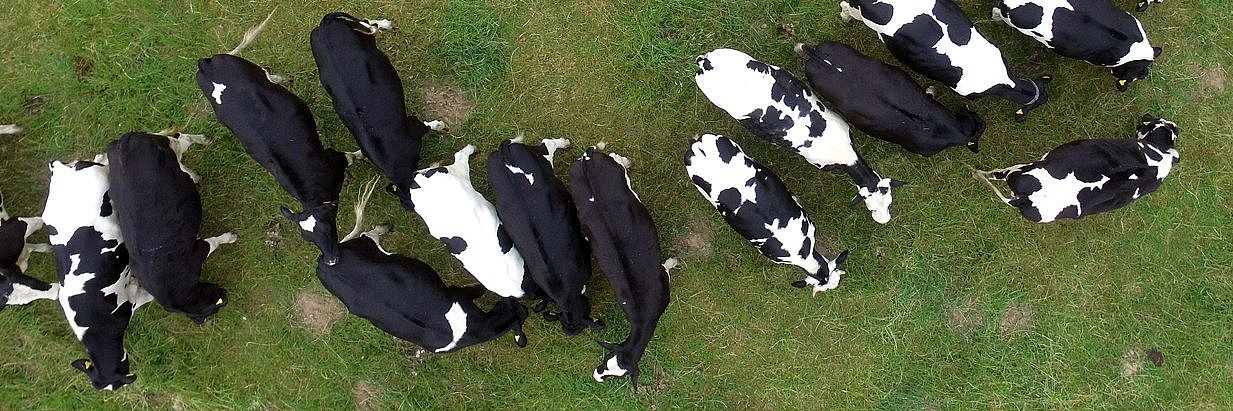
[1138,1,1146,6]
[1119,79,1128,86]
[1143,122,1151,126]
[216,298,224,305]
[127,374,136,377]
[514,335,523,343]
[84,361,93,369]
[1015,109,1024,115]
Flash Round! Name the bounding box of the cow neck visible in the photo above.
[841,156,881,190]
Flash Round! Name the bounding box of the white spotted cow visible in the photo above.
[311,12,446,210]
[798,42,986,156]
[106,132,237,324]
[0,191,58,310]
[316,180,529,352]
[695,48,904,224]
[840,0,1053,122]
[993,0,1162,91]
[569,147,672,391]
[43,160,153,390]
[685,134,849,296]
[974,114,1179,223]
[406,145,539,300]
[487,137,601,335]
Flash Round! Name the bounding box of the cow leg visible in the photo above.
[92,153,108,165]
[0,124,23,134]
[541,138,570,165]
[423,120,447,132]
[343,150,365,166]
[18,217,43,238]
[264,70,290,85]
[839,1,863,23]
[361,18,394,34]
[203,232,239,256]
[991,7,1011,25]
[446,145,477,177]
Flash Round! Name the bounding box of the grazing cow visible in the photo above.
[405,145,538,300]
[0,191,58,310]
[569,147,671,391]
[316,180,528,352]
[797,42,986,156]
[196,53,358,266]
[695,48,904,224]
[973,114,1179,223]
[685,134,849,296]
[43,160,153,390]
[840,0,1053,122]
[993,0,1162,91]
[311,12,446,210]
[486,137,601,335]
[106,132,237,324]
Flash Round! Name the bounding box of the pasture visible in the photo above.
[1,0,1230,408]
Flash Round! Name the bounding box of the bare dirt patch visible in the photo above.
[1199,66,1227,93]
[72,56,94,81]
[1146,347,1164,367]
[1121,347,1143,380]
[292,289,345,338]
[418,84,473,130]
[999,301,1035,336]
[675,213,718,259]
[23,95,48,115]
[264,219,284,247]
[635,367,669,395]
[352,380,382,411]
[945,297,982,336]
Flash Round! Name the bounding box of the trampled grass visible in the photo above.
[1,0,1231,408]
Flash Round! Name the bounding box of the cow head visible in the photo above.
[849,179,905,224]
[280,204,340,265]
[1111,47,1161,92]
[71,354,136,391]
[792,250,848,297]
[1136,114,1179,148]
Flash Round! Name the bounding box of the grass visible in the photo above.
[2,0,1232,408]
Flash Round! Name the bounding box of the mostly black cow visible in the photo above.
[569,147,672,391]
[974,114,1179,223]
[0,191,58,310]
[406,145,538,300]
[695,48,903,224]
[798,42,986,156]
[685,134,849,296]
[487,137,601,335]
[316,180,528,352]
[196,53,358,266]
[311,12,445,210]
[841,0,1052,122]
[993,0,1162,91]
[106,132,237,324]
[44,160,153,390]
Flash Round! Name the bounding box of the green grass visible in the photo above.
[2,0,1232,408]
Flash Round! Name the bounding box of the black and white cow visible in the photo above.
[0,191,58,310]
[317,180,528,352]
[106,132,237,324]
[43,160,153,390]
[798,42,986,156]
[993,0,1162,91]
[311,12,445,210]
[695,48,903,224]
[406,145,538,300]
[196,53,359,265]
[569,147,672,391]
[973,114,1179,223]
[486,137,601,335]
[685,134,849,296]
[840,0,1053,122]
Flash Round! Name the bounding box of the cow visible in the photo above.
[973,114,1178,223]
[993,0,1162,91]
[685,134,849,296]
[569,147,672,391]
[316,179,528,352]
[311,12,446,210]
[196,53,359,266]
[840,0,1053,122]
[695,48,904,224]
[1,191,58,310]
[106,132,237,324]
[486,137,602,335]
[43,160,153,390]
[405,145,538,301]
[797,42,986,156]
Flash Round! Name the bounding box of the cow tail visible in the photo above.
[340,177,380,243]
[227,7,278,56]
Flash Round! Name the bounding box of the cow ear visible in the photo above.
[1141,113,1155,125]
[279,206,298,221]
[1153,47,1162,58]
[835,250,850,267]
[890,179,908,188]
[847,195,863,209]
[791,280,807,288]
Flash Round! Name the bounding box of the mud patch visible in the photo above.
[73,56,95,81]
[675,213,718,258]
[1146,347,1163,367]
[264,220,284,247]
[945,297,982,335]
[352,380,382,411]
[1121,347,1143,380]
[24,95,49,115]
[635,367,669,395]
[293,289,345,338]
[998,301,1035,336]
[418,84,474,129]
[1199,66,1227,93]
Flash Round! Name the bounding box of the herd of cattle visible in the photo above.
[0,0,1181,393]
